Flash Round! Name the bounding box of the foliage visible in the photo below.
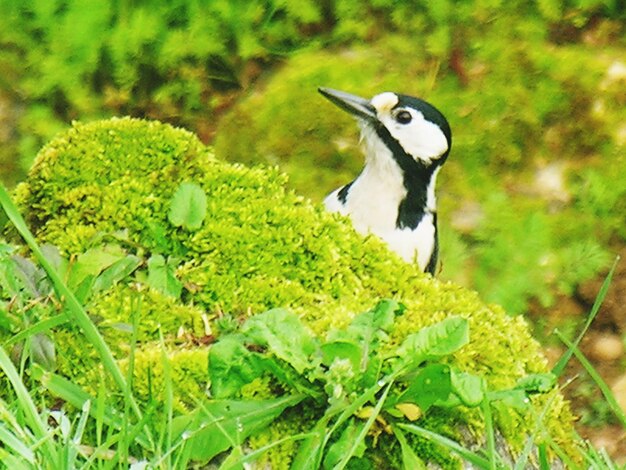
[1,117,578,465]
[186,300,558,467]
[0,0,623,179]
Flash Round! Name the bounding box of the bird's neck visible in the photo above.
[359,127,441,230]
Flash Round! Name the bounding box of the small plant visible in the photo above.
[166,300,558,467]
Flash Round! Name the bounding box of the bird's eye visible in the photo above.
[395,110,412,124]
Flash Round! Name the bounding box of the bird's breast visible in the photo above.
[334,174,406,234]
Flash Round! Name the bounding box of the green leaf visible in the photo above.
[168,182,207,231]
[209,335,264,398]
[488,389,530,410]
[147,254,183,298]
[349,299,403,334]
[397,363,452,412]
[0,249,21,297]
[67,245,126,291]
[321,341,361,371]
[324,300,402,382]
[450,369,484,407]
[11,254,48,297]
[396,317,469,367]
[92,254,141,292]
[398,423,490,469]
[242,309,317,374]
[392,426,426,470]
[171,395,304,462]
[291,416,330,470]
[29,333,56,371]
[515,373,556,393]
[0,422,36,464]
[219,446,245,470]
[322,419,366,469]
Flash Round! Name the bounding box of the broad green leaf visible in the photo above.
[320,341,361,371]
[67,245,126,291]
[397,363,452,412]
[396,317,469,366]
[168,182,207,231]
[41,244,67,278]
[209,335,264,398]
[171,395,304,462]
[488,389,530,410]
[219,446,245,470]
[11,254,47,297]
[392,426,426,470]
[325,300,403,380]
[322,419,366,469]
[73,274,96,304]
[515,373,556,393]
[147,254,183,298]
[92,254,141,292]
[0,251,21,297]
[349,299,403,334]
[0,206,7,230]
[242,309,317,374]
[29,333,56,371]
[328,299,402,345]
[450,369,484,407]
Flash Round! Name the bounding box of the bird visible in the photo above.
[318,87,452,275]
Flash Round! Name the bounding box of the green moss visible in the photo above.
[6,117,578,465]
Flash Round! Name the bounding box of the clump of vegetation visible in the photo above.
[1,118,578,466]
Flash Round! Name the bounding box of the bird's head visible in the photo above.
[318,87,451,168]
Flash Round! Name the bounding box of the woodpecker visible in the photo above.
[319,87,452,275]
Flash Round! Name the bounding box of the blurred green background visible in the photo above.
[2,0,624,313]
[1,0,625,437]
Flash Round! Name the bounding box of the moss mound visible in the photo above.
[6,117,577,466]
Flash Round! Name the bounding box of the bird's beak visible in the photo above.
[318,87,377,123]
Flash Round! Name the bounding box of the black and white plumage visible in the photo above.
[319,87,452,275]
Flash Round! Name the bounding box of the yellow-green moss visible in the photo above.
[7,117,578,466]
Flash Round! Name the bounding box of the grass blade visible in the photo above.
[556,330,626,428]
[158,330,174,466]
[552,256,619,376]
[398,422,491,469]
[334,381,393,470]
[3,314,68,348]
[0,422,36,464]
[392,426,427,469]
[0,345,58,463]
[0,183,153,447]
[481,397,496,470]
[219,432,315,469]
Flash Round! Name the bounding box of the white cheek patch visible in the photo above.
[371,92,399,114]
[382,111,449,163]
